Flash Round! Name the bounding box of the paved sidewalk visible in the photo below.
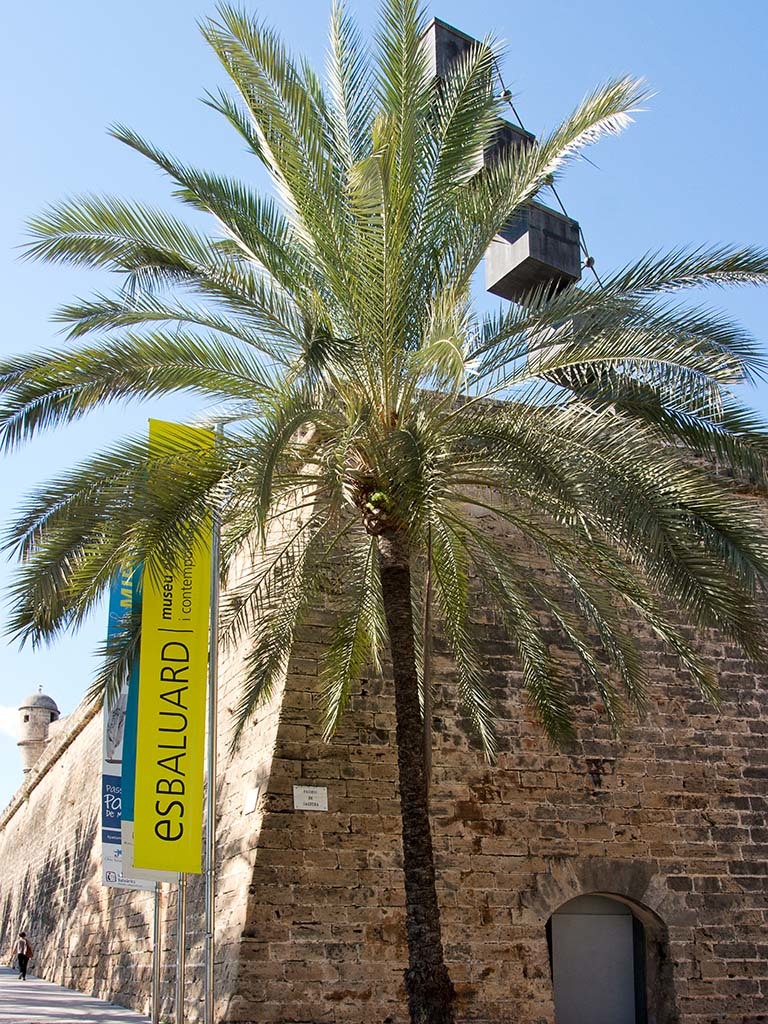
[0,966,151,1023]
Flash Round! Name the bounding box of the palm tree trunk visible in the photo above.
[377,529,456,1024]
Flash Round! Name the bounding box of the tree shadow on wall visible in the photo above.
[1,864,32,959]
[2,812,98,980]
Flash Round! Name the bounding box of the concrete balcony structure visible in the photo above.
[486,202,582,301]
[422,17,478,80]
[423,18,583,303]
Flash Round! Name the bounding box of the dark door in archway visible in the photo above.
[551,894,645,1024]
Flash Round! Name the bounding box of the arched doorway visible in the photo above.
[548,894,647,1024]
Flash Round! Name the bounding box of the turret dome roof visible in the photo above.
[19,691,59,713]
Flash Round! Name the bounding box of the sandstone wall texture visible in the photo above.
[1,561,767,1024]
[221,601,768,1024]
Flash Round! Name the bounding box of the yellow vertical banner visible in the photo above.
[134,419,214,874]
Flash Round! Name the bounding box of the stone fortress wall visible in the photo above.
[1,533,768,1024]
[0,567,289,1023]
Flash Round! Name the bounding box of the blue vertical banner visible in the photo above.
[101,566,154,890]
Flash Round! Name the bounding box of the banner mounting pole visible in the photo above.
[175,872,187,1024]
[204,424,223,1024]
[152,882,161,1024]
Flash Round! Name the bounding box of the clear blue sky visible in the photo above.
[1,0,767,806]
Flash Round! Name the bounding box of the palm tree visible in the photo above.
[3,1,768,1020]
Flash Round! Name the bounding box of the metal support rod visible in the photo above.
[204,429,222,1024]
[152,882,161,1024]
[175,874,187,1024]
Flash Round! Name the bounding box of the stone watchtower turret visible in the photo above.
[18,688,60,773]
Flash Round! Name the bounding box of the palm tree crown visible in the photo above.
[3,2,768,1020]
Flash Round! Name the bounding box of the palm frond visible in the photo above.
[4,432,224,645]
[229,514,340,747]
[326,0,375,166]
[202,5,355,303]
[111,124,323,301]
[25,194,216,276]
[430,516,496,755]
[321,535,386,738]
[0,332,279,450]
[605,244,768,295]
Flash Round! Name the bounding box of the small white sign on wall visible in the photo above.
[293,785,328,811]
[243,786,261,815]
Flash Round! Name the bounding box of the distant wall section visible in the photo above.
[0,555,289,1024]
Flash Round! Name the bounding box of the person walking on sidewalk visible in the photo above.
[15,931,33,980]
